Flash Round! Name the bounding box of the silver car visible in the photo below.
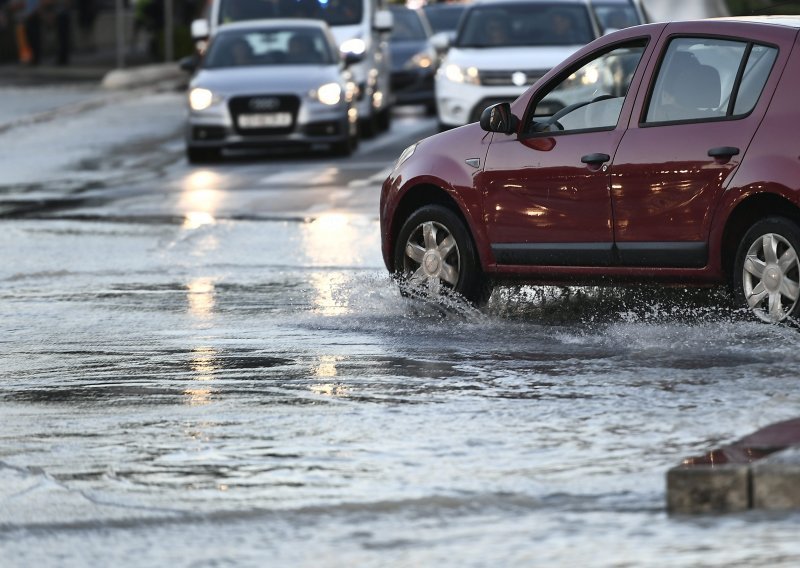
[185,19,360,163]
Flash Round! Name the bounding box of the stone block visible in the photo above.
[667,464,750,514]
[752,446,800,510]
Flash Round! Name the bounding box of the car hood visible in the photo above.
[192,66,343,95]
[389,40,429,70]
[444,45,580,71]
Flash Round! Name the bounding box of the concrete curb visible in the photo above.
[101,63,186,90]
[667,418,800,514]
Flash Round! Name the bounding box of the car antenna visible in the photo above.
[750,1,799,14]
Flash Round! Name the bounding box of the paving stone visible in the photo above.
[667,464,750,514]
[752,446,800,510]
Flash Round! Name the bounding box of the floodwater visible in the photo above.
[2,213,800,567]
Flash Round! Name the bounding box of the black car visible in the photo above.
[388,7,437,112]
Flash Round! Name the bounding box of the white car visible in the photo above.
[435,0,645,129]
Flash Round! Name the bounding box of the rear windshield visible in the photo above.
[456,2,594,48]
[391,9,427,41]
[423,5,466,34]
[592,3,642,33]
[218,0,363,27]
[204,28,336,68]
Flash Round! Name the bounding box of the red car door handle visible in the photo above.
[708,146,740,158]
[581,153,610,165]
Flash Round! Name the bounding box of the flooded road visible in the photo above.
[2,90,800,566]
[4,217,800,566]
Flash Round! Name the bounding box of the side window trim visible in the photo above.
[725,42,753,116]
[640,34,779,127]
[520,37,650,139]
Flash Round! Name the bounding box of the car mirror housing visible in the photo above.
[191,19,209,40]
[480,103,519,135]
[179,55,197,74]
[430,32,450,53]
[343,51,364,67]
[374,10,393,33]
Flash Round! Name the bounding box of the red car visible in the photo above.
[380,17,800,323]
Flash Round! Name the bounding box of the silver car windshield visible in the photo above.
[456,3,594,48]
[204,28,336,68]
[218,0,363,27]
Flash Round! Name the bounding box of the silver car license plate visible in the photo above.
[237,113,293,129]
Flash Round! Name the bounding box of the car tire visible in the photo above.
[331,133,358,157]
[394,205,491,305]
[377,107,392,132]
[359,112,378,139]
[186,147,221,164]
[732,216,800,323]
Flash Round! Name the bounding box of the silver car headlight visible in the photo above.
[189,87,221,111]
[440,63,480,85]
[310,83,343,106]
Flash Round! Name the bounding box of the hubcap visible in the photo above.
[742,233,800,322]
[403,221,460,294]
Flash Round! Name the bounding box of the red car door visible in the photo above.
[610,21,794,267]
[481,38,652,267]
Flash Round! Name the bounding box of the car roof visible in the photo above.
[217,19,329,32]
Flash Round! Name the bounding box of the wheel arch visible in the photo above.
[388,183,487,273]
[720,192,800,281]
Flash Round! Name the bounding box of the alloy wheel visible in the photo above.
[742,232,800,322]
[402,220,461,294]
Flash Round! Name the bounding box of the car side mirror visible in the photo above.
[179,55,197,73]
[430,32,450,53]
[342,51,363,67]
[191,19,209,40]
[374,10,393,33]
[480,103,519,135]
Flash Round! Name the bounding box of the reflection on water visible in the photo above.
[310,272,349,316]
[301,213,363,266]
[180,170,223,229]
[187,278,216,320]
[185,346,219,406]
[311,355,351,398]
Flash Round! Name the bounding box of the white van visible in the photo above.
[192,0,394,136]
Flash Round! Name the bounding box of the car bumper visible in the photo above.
[435,79,526,127]
[186,100,356,150]
[391,68,435,106]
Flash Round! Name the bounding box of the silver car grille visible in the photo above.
[479,69,548,87]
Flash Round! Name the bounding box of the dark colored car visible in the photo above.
[381,17,800,323]
[388,6,437,110]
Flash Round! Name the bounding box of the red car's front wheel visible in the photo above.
[394,205,491,305]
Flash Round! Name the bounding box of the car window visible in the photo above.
[644,37,769,124]
[391,9,427,41]
[526,41,647,134]
[218,0,363,27]
[592,3,641,34]
[423,5,465,34]
[456,3,594,48]
[204,28,334,68]
[733,44,778,115]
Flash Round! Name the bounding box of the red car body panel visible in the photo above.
[380,18,800,287]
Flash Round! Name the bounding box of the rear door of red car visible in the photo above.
[610,21,795,267]
[481,35,655,267]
